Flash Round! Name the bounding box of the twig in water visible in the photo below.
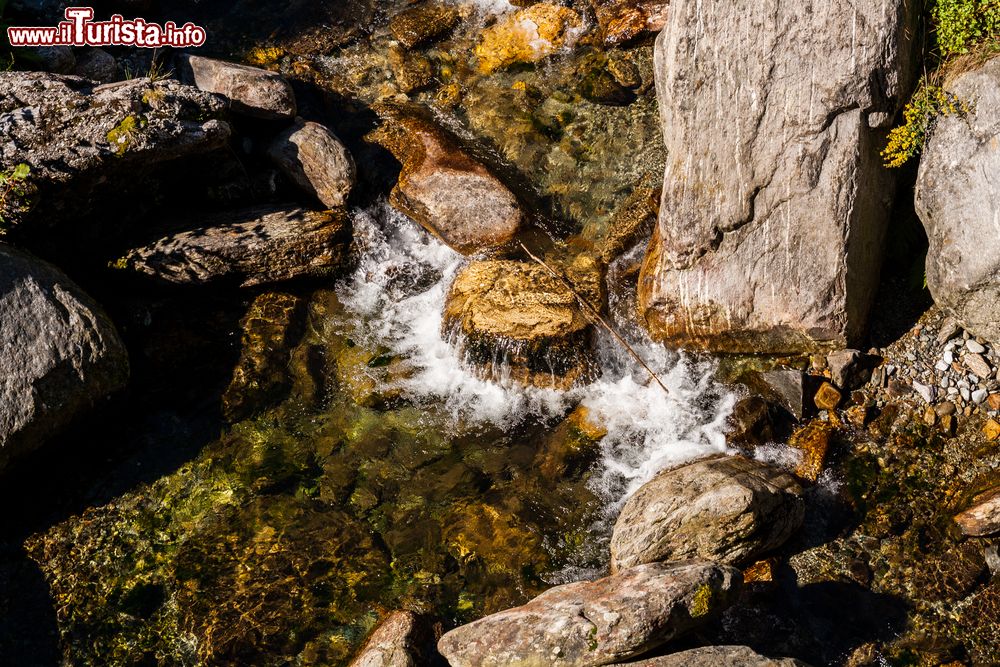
[518,241,670,395]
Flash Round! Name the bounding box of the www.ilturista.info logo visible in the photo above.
[6,7,206,48]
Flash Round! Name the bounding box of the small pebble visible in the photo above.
[972,388,989,404]
[967,339,986,354]
[935,361,950,372]
[943,350,955,364]
[913,381,935,404]
[935,401,956,416]
[960,387,972,402]
[905,352,917,362]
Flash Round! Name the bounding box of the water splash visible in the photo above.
[337,201,734,509]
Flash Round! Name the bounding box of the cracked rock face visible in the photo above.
[610,455,805,571]
[437,560,741,667]
[0,72,230,230]
[0,243,128,470]
[915,56,1000,348]
[638,0,919,353]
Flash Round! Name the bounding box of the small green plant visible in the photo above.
[0,162,33,231]
[884,0,1000,167]
[933,0,1000,56]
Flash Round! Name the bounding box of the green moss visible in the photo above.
[106,115,147,156]
[689,584,714,618]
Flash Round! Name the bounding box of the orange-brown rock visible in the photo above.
[369,105,523,255]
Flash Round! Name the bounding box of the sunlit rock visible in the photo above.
[368,104,523,255]
[348,611,437,667]
[615,645,811,666]
[438,560,741,667]
[268,120,356,209]
[120,206,350,287]
[610,454,804,571]
[915,55,1000,347]
[177,53,296,119]
[443,257,602,389]
[475,3,583,74]
[639,0,920,353]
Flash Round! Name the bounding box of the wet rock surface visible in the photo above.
[0,244,129,470]
[368,105,523,255]
[915,55,1000,347]
[610,455,804,571]
[639,0,919,353]
[120,206,351,287]
[437,560,742,667]
[443,257,600,389]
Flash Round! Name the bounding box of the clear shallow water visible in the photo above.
[25,202,735,667]
[340,201,734,508]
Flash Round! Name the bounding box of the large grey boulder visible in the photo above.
[915,56,1000,346]
[617,646,811,666]
[638,0,919,353]
[176,54,296,120]
[0,244,128,470]
[267,121,356,209]
[120,206,350,287]
[0,72,230,229]
[610,455,804,572]
[437,560,741,667]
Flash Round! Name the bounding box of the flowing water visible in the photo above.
[14,3,738,665]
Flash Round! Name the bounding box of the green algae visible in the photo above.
[25,290,604,665]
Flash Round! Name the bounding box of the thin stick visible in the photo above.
[518,242,670,395]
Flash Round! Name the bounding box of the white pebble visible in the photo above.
[967,339,986,354]
[973,389,989,404]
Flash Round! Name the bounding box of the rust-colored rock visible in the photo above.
[788,420,834,482]
[955,486,1000,536]
[369,105,523,255]
[475,3,583,74]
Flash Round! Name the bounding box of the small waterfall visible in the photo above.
[337,201,735,517]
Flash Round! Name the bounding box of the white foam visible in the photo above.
[337,201,734,511]
[445,0,515,15]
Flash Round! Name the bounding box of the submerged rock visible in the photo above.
[610,455,804,571]
[348,611,438,667]
[955,485,1000,537]
[437,560,742,667]
[0,244,128,470]
[176,53,296,119]
[268,120,356,209]
[915,55,1000,346]
[0,72,229,230]
[223,292,308,422]
[121,206,350,287]
[617,645,811,666]
[369,105,523,255]
[388,3,460,50]
[592,0,670,46]
[475,3,583,74]
[639,0,919,353]
[443,257,600,389]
